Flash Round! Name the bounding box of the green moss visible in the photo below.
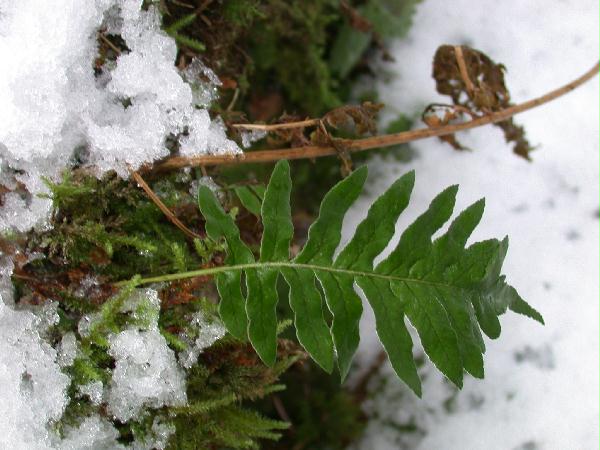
[167,339,302,449]
[223,0,265,27]
[161,0,418,118]
[30,171,209,280]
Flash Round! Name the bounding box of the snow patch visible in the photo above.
[352,1,599,449]
[0,0,240,232]
[0,271,70,449]
[179,310,227,369]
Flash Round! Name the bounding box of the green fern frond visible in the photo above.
[129,161,543,396]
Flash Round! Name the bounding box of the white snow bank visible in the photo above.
[351,1,599,449]
[0,260,70,449]
[0,0,239,232]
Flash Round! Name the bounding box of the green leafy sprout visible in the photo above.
[123,160,543,396]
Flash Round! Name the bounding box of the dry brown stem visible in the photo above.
[231,119,321,131]
[454,45,476,96]
[130,170,200,239]
[98,33,121,55]
[155,61,599,172]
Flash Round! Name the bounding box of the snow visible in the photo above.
[79,381,104,405]
[179,310,227,369]
[105,288,187,422]
[0,0,240,232]
[0,1,241,439]
[107,327,187,422]
[57,332,79,368]
[59,415,172,450]
[51,288,184,448]
[351,1,599,449]
[0,270,185,449]
[59,416,126,450]
[132,418,176,450]
[0,272,70,450]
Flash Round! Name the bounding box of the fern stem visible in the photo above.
[113,261,456,289]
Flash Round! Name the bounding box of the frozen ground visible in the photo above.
[350,1,599,449]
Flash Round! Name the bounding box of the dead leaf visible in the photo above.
[322,101,383,136]
[431,45,533,159]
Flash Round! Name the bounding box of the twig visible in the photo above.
[454,45,475,96]
[170,0,195,8]
[195,0,214,14]
[423,103,481,121]
[98,33,121,55]
[130,170,201,240]
[231,118,321,131]
[272,395,293,424]
[352,349,387,404]
[226,88,240,112]
[154,61,599,172]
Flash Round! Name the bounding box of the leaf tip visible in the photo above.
[274,159,291,171]
[355,164,369,174]
[536,315,545,326]
[438,183,460,207]
[337,359,352,383]
[351,164,369,183]
[474,197,486,211]
[411,381,423,398]
[509,294,545,325]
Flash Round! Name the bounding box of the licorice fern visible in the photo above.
[133,161,543,396]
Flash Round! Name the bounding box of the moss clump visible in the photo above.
[260,363,366,450]
[26,171,213,282]
[167,338,304,449]
[159,0,420,119]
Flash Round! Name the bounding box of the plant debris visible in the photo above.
[431,45,534,159]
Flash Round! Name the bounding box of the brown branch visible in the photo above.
[272,395,293,424]
[226,88,240,112]
[171,0,195,8]
[98,33,121,55]
[130,170,201,240]
[155,61,599,172]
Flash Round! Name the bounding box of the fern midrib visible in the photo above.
[114,261,458,290]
